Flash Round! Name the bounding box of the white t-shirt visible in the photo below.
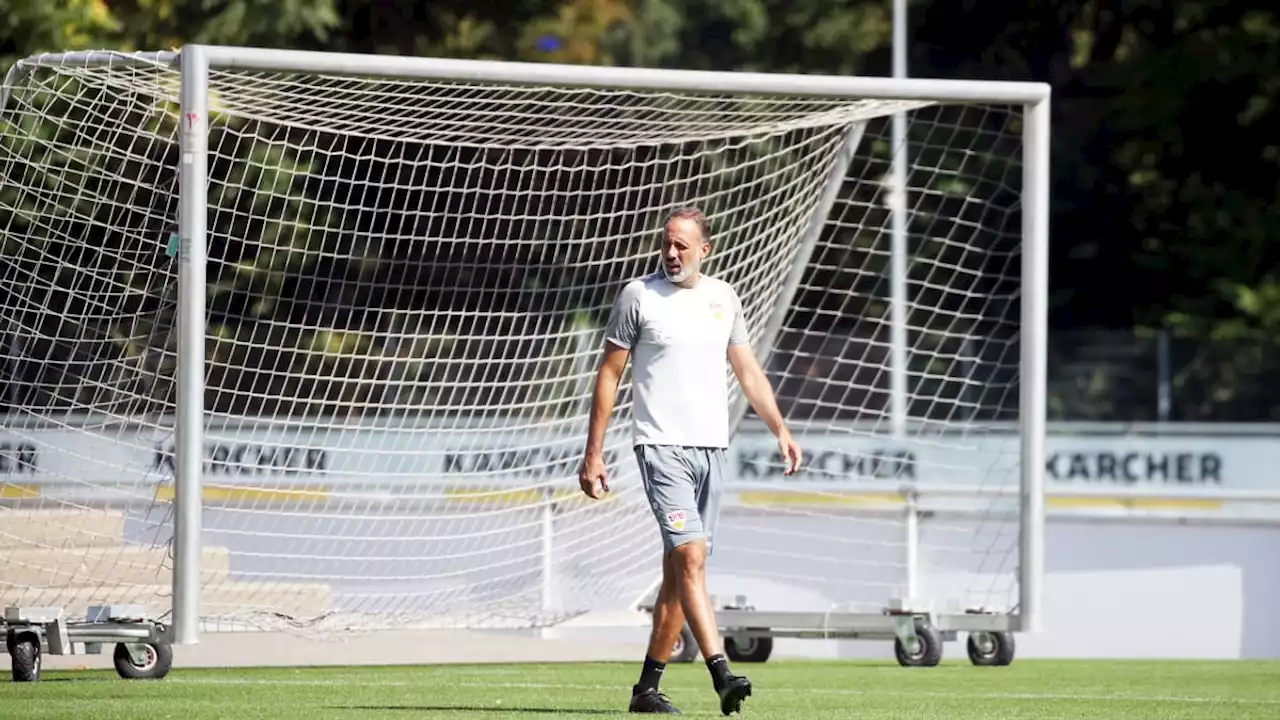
[603,271,750,449]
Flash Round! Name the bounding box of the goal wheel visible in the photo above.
[7,632,41,682]
[669,624,699,663]
[894,618,943,667]
[113,642,174,680]
[966,631,1015,666]
[724,632,773,663]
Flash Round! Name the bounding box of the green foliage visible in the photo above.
[1,0,120,70]
[2,0,1278,421]
[591,0,892,73]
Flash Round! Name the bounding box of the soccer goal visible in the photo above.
[0,45,1047,670]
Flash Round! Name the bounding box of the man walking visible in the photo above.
[578,206,802,715]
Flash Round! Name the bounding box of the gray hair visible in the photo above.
[664,206,711,243]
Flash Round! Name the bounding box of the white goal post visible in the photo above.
[0,45,1048,654]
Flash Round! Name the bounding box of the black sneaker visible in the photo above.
[717,674,752,716]
[629,685,681,714]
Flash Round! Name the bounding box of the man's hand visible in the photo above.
[578,453,610,499]
[777,430,802,476]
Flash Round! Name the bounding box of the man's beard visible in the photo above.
[663,257,699,284]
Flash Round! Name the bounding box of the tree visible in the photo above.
[910,1,1280,327]
[4,0,1278,421]
[1,0,119,70]
[902,0,1280,419]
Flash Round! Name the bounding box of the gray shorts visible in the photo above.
[634,444,726,555]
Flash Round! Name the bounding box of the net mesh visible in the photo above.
[0,51,1026,634]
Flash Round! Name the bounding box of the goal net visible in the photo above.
[0,48,1043,636]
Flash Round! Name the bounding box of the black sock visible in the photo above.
[706,653,732,691]
[637,655,665,693]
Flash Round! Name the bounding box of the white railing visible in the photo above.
[723,481,1280,618]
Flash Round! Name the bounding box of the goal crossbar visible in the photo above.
[0,43,1049,648]
[6,46,1052,104]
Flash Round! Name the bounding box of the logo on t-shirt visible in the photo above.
[708,301,726,321]
[666,510,686,531]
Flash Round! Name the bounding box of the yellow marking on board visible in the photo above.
[0,485,39,499]
[1047,496,1222,511]
[737,491,1225,512]
[153,484,330,504]
[737,491,905,508]
[444,488,585,504]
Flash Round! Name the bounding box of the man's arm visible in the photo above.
[583,341,630,461]
[578,342,629,499]
[726,287,803,478]
[727,343,801,475]
[727,343,788,437]
[580,280,642,498]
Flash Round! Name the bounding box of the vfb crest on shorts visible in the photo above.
[665,509,686,531]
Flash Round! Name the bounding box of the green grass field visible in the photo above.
[2,659,1277,719]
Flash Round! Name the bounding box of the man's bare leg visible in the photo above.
[669,540,722,658]
[629,552,684,713]
[646,551,686,662]
[671,540,752,715]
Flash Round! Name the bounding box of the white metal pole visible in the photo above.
[537,487,561,640]
[6,328,24,408]
[173,45,209,646]
[905,490,920,601]
[192,45,1049,103]
[14,48,1050,103]
[730,122,868,437]
[889,0,909,439]
[541,487,555,614]
[1017,96,1050,634]
[1157,330,1171,421]
[575,313,596,418]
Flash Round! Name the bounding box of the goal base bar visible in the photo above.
[716,608,1016,639]
[638,593,1020,637]
[641,593,1021,666]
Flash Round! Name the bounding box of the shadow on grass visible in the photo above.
[332,706,616,715]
